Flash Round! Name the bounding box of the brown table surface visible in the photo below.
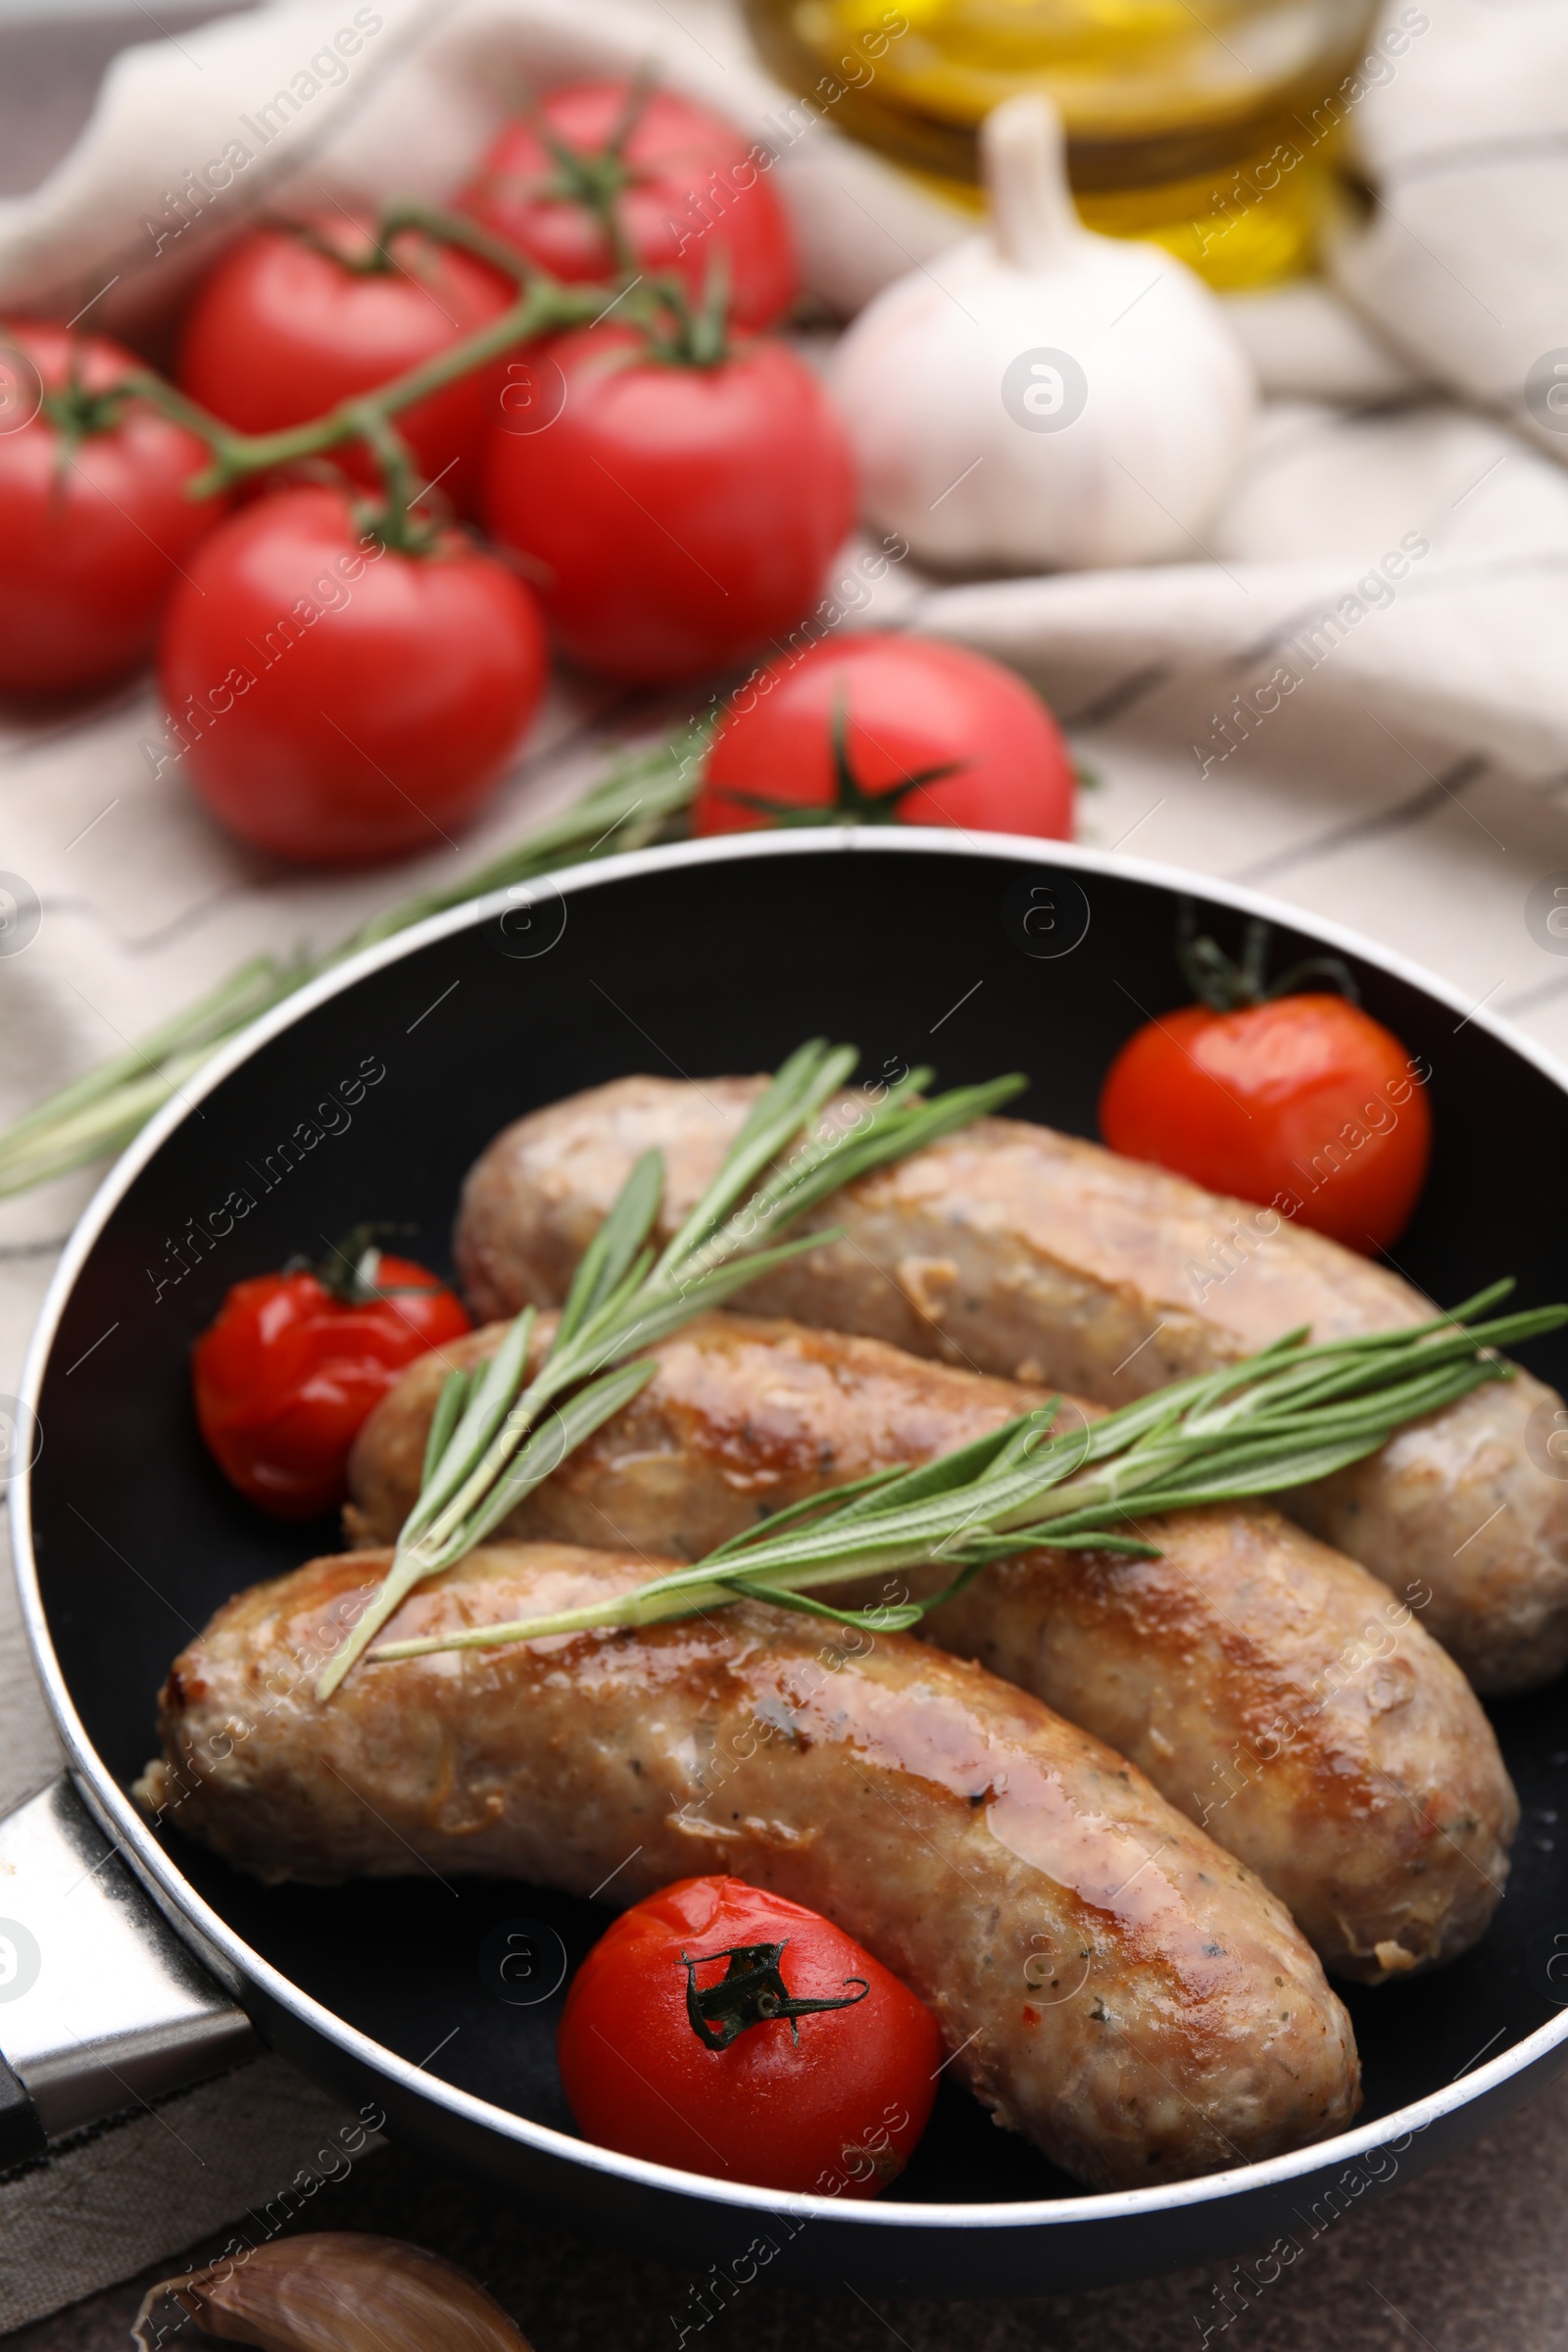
[5,11,1567,2346]
[6,2066,1565,2348]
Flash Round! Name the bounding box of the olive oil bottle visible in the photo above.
[743,0,1375,286]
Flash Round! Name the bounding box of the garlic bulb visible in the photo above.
[831,94,1256,572]
[133,2232,532,2352]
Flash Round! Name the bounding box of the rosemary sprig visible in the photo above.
[317,1040,1029,1695]
[0,724,708,1200]
[368,1283,1568,1663]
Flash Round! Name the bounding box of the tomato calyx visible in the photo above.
[681,1937,870,2051]
[350,482,442,557]
[527,78,654,273]
[1178,902,1361,1014]
[286,1222,425,1305]
[712,696,966,828]
[288,218,400,278]
[39,373,129,445]
[636,267,735,369]
[343,414,446,556]
[291,216,471,298]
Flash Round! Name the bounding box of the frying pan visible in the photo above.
[8,829,1568,2297]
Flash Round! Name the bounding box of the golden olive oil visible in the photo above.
[744,0,1375,286]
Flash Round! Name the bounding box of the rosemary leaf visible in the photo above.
[368,1289,1568,1664]
[458,1356,660,1554]
[0,724,708,1200]
[653,1038,859,1276]
[406,1308,537,1544]
[318,1037,1027,1695]
[419,1367,472,1492]
[553,1150,664,1349]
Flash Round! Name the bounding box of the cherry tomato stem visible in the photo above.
[1177,906,1361,1016]
[680,1937,870,2049]
[140,200,744,517]
[172,235,603,505]
[50,208,604,528]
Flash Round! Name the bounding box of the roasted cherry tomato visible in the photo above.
[158,483,547,864]
[193,1228,470,1518]
[458,82,799,332]
[557,1875,940,2195]
[482,325,854,683]
[694,630,1076,838]
[0,321,222,694]
[175,219,515,513]
[1099,938,1432,1252]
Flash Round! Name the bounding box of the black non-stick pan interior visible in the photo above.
[27,842,1568,2203]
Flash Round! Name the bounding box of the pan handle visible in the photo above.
[0,1775,256,2164]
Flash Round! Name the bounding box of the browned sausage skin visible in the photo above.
[137,1540,1360,2188]
[348,1313,1516,1984]
[453,1076,1568,1694]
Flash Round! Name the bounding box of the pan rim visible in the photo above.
[12,821,1568,2232]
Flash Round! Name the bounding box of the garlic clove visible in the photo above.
[132,2231,533,2352]
[830,92,1256,575]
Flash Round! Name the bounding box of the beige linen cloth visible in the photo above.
[1,0,1567,2323]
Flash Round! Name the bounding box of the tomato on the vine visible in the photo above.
[1099,931,1432,1252]
[557,1876,940,2194]
[482,324,854,683]
[0,320,222,694]
[158,482,547,865]
[175,219,516,512]
[694,630,1076,838]
[193,1229,471,1519]
[459,83,799,332]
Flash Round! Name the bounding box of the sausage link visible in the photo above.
[453,1076,1568,1693]
[137,1540,1360,2188]
[348,1312,1516,1982]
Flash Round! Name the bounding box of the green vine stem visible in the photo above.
[349,407,428,549]
[120,222,610,503]
[114,196,729,506]
[373,198,554,283]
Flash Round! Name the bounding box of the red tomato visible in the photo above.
[459,83,799,332]
[558,1876,940,2194]
[1099,993,1432,1252]
[0,321,222,693]
[175,220,515,513]
[193,1234,470,1518]
[158,483,547,865]
[694,631,1076,837]
[482,328,854,683]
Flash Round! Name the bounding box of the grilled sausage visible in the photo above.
[454,1076,1568,1693]
[348,1312,1516,1982]
[137,1539,1360,2188]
